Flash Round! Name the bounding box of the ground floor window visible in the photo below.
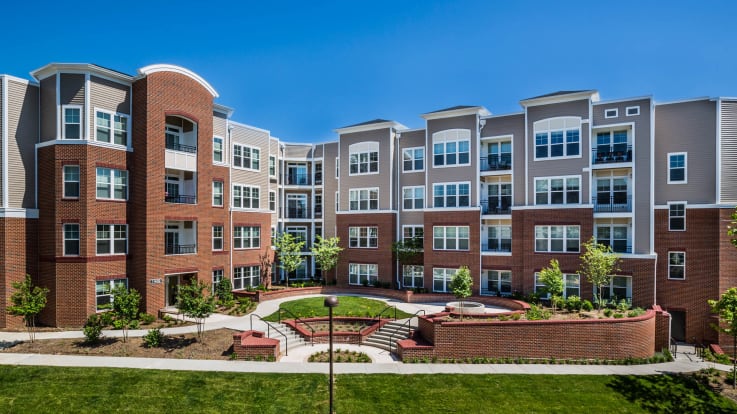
[402,265,424,288]
[481,270,511,296]
[432,268,457,293]
[212,269,224,293]
[534,272,579,298]
[95,278,128,311]
[599,275,632,302]
[349,263,378,286]
[668,251,685,279]
[233,266,260,290]
[287,260,309,280]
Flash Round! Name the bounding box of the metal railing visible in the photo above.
[670,337,678,356]
[592,144,632,164]
[314,172,323,185]
[592,195,632,212]
[165,244,196,255]
[249,313,290,356]
[286,173,311,186]
[480,200,512,215]
[164,194,197,204]
[286,208,310,219]
[388,310,426,354]
[480,155,512,172]
[481,242,512,253]
[361,305,398,346]
[165,140,197,154]
[278,307,316,346]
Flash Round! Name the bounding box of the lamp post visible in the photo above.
[324,295,339,414]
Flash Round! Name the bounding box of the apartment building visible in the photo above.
[0,63,735,345]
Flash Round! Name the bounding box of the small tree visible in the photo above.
[392,237,423,289]
[111,285,141,343]
[311,235,343,284]
[538,259,564,314]
[709,288,737,389]
[176,279,216,341]
[6,274,49,343]
[449,266,473,321]
[578,237,620,310]
[214,277,234,306]
[274,233,305,287]
[258,251,274,288]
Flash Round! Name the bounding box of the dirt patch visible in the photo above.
[692,368,737,403]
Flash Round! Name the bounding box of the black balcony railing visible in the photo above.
[314,207,322,217]
[286,173,311,186]
[481,242,512,253]
[165,194,197,204]
[592,194,632,213]
[592,144,632,164]
[480,199,512,215]
[286,208,310,219]
[480,154,512,172]
[314,172,323,185]
[600,242,632,254]
[165,139,197,154]
[165,244,196,255]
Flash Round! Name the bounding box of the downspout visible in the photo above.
[394,129,401,289]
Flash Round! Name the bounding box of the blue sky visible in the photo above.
[3,1,736,142]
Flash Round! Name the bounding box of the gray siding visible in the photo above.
[231,124,270,209]
[483,113,524,205]
[322,142,339,237]
[6,79,39,208]
[720,100,737,203]
[89,76,131,142]
[40,75,56,141]
[426,114,478,206]
[593,99,647,125]
[284,144,313,159]
[398,129,427,224]
[59,74,84,105]
[338,128,393,210]
[212,111,227,138]
[654,100,717,204]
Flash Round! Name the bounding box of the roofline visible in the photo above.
[334,120,408,135]
[229,120,270,135]
[481,111,524,119]
[30,63,134,83]
[654,96,713,106]
[213,103,234,117]
[396,127,426,134]
[421,106,490,120]
[593,95,653,105]
[519,91,600,107]
[136,64,218,98]
[0,74,39,87]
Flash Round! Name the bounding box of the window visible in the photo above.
[213,137,224,163]
[349,142,379,175]
[95,110,128,145]
[286,194,308,218]
[233,143,260,170]
[596,225,629,253]
[233,184,260,209]
[669,203,686,231]
[349,263,378,286]
[63,223,80,256]
[403,147,425,172]
[96,168,128,200]
[286,227,307,246]
[534,272,580,298]
[600,276,632,302]
[535,177,580,205]
[62,106,82,139]
[314,163,323,184]
[668,252,685,279]
[668,153,687,183]
[604,108,618,118]
[432,268,457,292]
[433,226,469,251]
[402,186,424,210]
[212,225,223,251]
[269,156,276,177]
[335,191,339,211]
[269,191,276,212]
[212,181,223,207]
[535,225,580,252]
[485,141,512,170]
[335,157,339,178]
[533,117,581,158]
[485,182,512,213]
[403,265,424,289]
[349,188,379,211]
[625,106,640,116]
[96,224,127,255]
[314,194,322,216]
[212,269,223,293]
[403,225,424,245]
[486,225,511,252]
[63,165,80,198]
[233,265,260,290]
[349,226,378,248]
[595,177,629,211]
[433,129,470,167]
[95,279,127,311]
[481,270,511,296]
[433,182,470,208]
[234,226,260,249]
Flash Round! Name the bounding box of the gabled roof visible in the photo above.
[30,63,134,83]
[338,119,393,129]
[334,119,407,135]
[520,90,600,107]
[421,105,490,120]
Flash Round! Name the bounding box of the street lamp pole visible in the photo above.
[324,295,339,414]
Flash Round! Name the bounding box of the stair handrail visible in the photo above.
[669,337,678,357]
[249,313,290,356]
[370,305,397,324]
[388,310,426,354]
[278,307,317,346]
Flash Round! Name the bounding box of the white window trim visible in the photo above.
[348,145,380,176]
[232,143,261,172]
[534,272,580,299]
[269,190,276,212]
[96,224,128,256]
[604,108,618,119]
[348,187,379,211]
[402,185,425,211]
[402,146,425,173]
[63,223,80,256]
[667,152,688,184]
[268,155,276,177]
[233,265,261,290]
[335,157,339,178]
[668,251,686,280]
[348,226,378,249]
[62,165,80,199]
[533,117,582,161]
[233,225,261,250]
[62,104,84,140]
[534,225,580,253]
[212,225,224,251]
[95,278,128,312]
[212,181,224,207]
[232,183,260,210]
[402,265,424,288]
[599,275,633,301]
[402,225,424,243]
[534,175,581,205]
[96,167,128,201]
[213,136,225,164]
[94,107,129,147]
[432,129,472,168]
[432,181,471,208]
[625,106,640,116]
[481,270,512,296]
[348,263,378,286]
[667,201,687,231]
[432,225,470,251]
[432,268,457,292]
[335,191,339,212]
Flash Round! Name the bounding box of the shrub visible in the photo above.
[140,313,156,325]
[236,296,253,314]
[83,314,105,344]
[581,300,594,312]
[142,328,165,348]
[511,313,522,320]
[215,278,234,305]
[626,307,645,318]
[616,299,631,312]
[565,295,582,312]
[525,304,551,320]
[603,308,613,317]
[99,311,115,326]
[613,312,625,319]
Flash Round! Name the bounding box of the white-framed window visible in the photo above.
[62,105,82,139]
[668,202,686,231]
[481,270,512,296]
[433,182,470,208]
[212,269,223,293]
[535,176,580,205]
[349,226,378,248]
[402,186,425,210]
[233,265,260,290]
[234,226,260,249]
[212,225,223,251]
[349,263,378,286]
[433,226,469,251]
[595,224,630,254]
[432,268,457,292]
[63,223,80,256]
[668,152,687,184]
[233,143,260,171]
[96,224,127,255]
[335,157,339,178]
[403,265,424,289]
[433,129,470,167]
[233,184,260,209]
[95,110,128,146]
[269,191,276,212]
[270,226,276,246]
[335,191,339,212]
[269,156,276,177]
[286,193,308,218]
[212,181,223,207]
[96,167,128,200]
[625,106,640,116]
[95,279,127,311]
[349,188,379,211]
[213,137,224,163]
[403,147,425,172]
[349,142,379,175]
[600,275,632,302]
[534,272,580,298]
[604,108,618,119]
[534,117,581,159]
[285,226,307,246]
[668,251,685,280]
[403,225,424,245]
[63,165,80,198]
[485,225,512,252]
[534,225,580,253]
[314,194,322,216]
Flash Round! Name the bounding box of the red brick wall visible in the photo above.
[336,212,396,287]
[232,331,279,360]
[423,210,480,293]
[718,208,737,347]
[0,218,38,329]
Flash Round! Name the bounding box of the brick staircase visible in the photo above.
[364,318,417,352]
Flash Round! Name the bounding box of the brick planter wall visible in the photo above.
[284,317,388,345]
[232,330,279,360]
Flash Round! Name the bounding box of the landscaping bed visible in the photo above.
[308,349,371,363]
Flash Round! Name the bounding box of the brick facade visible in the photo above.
[336,212,396,287]
[0,217,38,329]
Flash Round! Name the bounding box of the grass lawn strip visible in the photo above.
[262,296,413,322]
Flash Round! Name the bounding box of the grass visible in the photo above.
[1,367,735,413]
[262,296,413,322]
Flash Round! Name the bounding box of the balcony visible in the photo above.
[592,195,632,213]
[600,241,632,254]
[592,144,632,165]
[480,154,512,172]
[165,194,196,204]
[165,140,197,154]
[286,208,310,219]
[314,206,322,218]
[286,173,311,186]
[165,220,196,255]
[481,242,512,253]
[314,172,323,185]
[165,244,197,255]
[480,200,512,215]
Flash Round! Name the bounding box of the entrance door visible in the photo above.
[166,275,180,307]
[670,310,686,342]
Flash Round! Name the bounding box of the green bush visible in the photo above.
[214,278,234,305]
[616,299,631,312]
[83,314,105,344]
[99,311,114,326]
[603,308,613,317]
[565,296,582,312]
[626,307,645,318]
[581,300,594,312]
[613,313,625,319]
[525,304,551,320]
[140,313,156,325]
[142,328,165,348]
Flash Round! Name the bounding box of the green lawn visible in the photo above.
[262,296,413,322]
[1,366,735,413]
